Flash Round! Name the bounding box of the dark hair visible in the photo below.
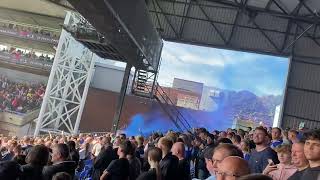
[255,126,268,136]
[120,134,126,139]
[119,140,133,155]
[26,145,49,166]
[238,173,273,180]
[272,127,282,134]
[207,134,215,141]
[217,138,233,144]
[233,135,241,143]
[54,144,70,160]
[66,141,76,152]
[52,172,71,180]
[304,130,320,141]
[203,146,215,159]
[215,143,244,158]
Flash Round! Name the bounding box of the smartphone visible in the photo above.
[267,159,274,165]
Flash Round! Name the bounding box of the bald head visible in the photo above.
[217,156,250,180]
[171,142,185,160]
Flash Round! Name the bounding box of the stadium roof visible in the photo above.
[148,0,320,58]
[39,0,320,58]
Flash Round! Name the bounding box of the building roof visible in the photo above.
[148,0,320,58]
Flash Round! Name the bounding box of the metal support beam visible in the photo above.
[227,0,248,45]
[111,63,132,133]
[281,20,293,51]
[252,21,281,53]
[178,0,192,39]
[154,0,180,38]
[149,10,318,39]
[284,23,314,51]
[195,0,228,44]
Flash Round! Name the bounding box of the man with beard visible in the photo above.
[248,126,279,173]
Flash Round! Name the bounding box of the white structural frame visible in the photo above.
[34,12,95,136]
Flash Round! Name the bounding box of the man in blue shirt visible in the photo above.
[248,126,279,173]
[271,127,283,149]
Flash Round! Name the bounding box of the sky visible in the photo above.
[157,41,289,96]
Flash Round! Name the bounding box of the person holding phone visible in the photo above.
[248,127,279,173]
[263,145,297,180]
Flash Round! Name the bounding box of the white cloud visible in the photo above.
[162,41,262,68]
[256,86,284,96]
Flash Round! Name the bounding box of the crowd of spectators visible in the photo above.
[1,47,55,63]
[0,75,45,113]
[0,126,318,180]
[0,23,59,40]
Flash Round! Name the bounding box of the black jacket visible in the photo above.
[92,146,117,180]
[21,164,44,180]
[178,159,191,180]
[70,150,80,166]
[159,152,179,180]
[42,161,77,180]
[137,168,157,180]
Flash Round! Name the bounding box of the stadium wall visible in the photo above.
[79,88,151,132]
[282,56,320,129]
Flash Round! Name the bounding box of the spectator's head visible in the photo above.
[117,140,132,157]
[147,147,162,180]
[304,130,320,167]
[217,138,233,145]
[232,135,241,145]
[23,136,30,144]
[204,147,215,175]
[0,160,22,180]
[212,144,244,173]
[288,130,298,142]
[26,145,49,166]
[219,131,227,138]
[157,137,173,155]
[101,136,112,146]
[13,145,22,156]
[147,147,162,165]
[171,142,185,160]
[119,134,126,141]
[206,133,215,145]
[51,144,70,163]
[271,127,282,141]
[66,141,76,152]
[240,140,251,153]
[238,174,273,180]
[216,156,250,180]
[199,130,208,141]
[274,144,292,165]
[135,136,144,147]
[253,127,268,146]
[52,172,71,180]
[291,141,309,170]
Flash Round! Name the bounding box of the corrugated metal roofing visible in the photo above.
[148,0,320,58]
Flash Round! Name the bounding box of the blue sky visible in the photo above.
[158,41,289,96]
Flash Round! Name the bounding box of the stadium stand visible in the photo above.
[0,127,318,179]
